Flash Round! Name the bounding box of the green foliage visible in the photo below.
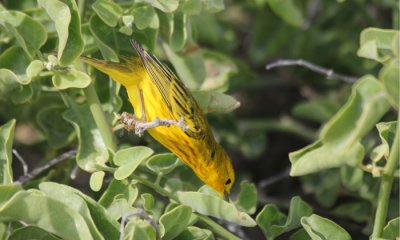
[0,0,398,239]
[0,120,15,184]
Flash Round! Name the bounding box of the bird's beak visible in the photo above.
[223,190,230,202]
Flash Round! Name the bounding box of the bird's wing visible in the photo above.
[131,40,208,140]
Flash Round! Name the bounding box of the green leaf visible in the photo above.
[92,0,123,27]
[0,223,6,240]
[192,90,240,113]
[288,229,310,240]
[180,0,202,15]
[290,76,390,176]
[140,0,179,13]
[39,0,84,65]
[52,68,91,89]
[382,217,400,239]
[292,99,338,123]
[301,170,340,208]
[113,146,154,180]
[63,104,109,172]
[0,10,46,58]
[256,204,286,239]
[141,193,155,212]
[107,198,137,220]
[380,60,399,109]
[162,42,205,89]
[175,226,214,240]
[131,4,158,30]
[0,69,21,100]
[266,0,304,27]
[10,84,33,104]
[201,50,237,92]
[301,214,351,240]
[9,226,61,240]
[332,201,371,222]
[235,181,257,214]
[0,119,15,184]
[177,191,257,227]
[26,60,44,80]
[124,218,157,240]
[202,0,225,13]
[131,26,159,51]
[88,14,119,61]
[0,190,94,240]
[39,182,105,240]
[256,196,313,239]
[146,153,178,174]
[99,179,139,207]
[370,121,397,165]
[160,205,193,240]
[357,28,398,62]
[0,184,22,206]
[0,46,31,86]
[39,182,120,239]
[36,105,75,149]
[90,171,105,192]
[340,166,364,191]
[170,12,187,51]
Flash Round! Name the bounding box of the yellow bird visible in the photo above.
[80,40,235,196]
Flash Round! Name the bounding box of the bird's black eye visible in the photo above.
[225,178,231,185]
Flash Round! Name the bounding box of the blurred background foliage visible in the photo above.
[0,0,398,239]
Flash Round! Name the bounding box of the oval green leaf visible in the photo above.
[9,226,62,240]
[301,214,351,240]
[177,191,256,227]
[52,68,91,89]
[113,146,154,180]
[160,205,193,240]
[0,10,47,58]
[39,0,84,65]
[39,182,119,239]
[192,90,240,113]
[290,76,390,176]
[235,181,257,214]
[146,153,178,174]
[266,0,304,27]
[92,0,123,27]
[0,190,94,240]
[63,104,109,172]
[0,119,16,184]
[380,60,399,109]
[90,171,105,192]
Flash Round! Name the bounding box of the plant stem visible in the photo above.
[131,173,241,240]
[131,174,175,200]
[84,84,118,152]
[197,215,241,240]
[371,121,399,238]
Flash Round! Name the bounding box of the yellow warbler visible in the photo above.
[80,40,235,195]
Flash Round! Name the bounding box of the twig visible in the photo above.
[120,209,160,240]
[70,165,80,180]
[16,150,77,184]
[12,149,28,176]
[119,112,189,137]
[266,59,359,83]
[258,168,291,189]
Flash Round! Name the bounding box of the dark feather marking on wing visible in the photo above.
[130,40,208,140]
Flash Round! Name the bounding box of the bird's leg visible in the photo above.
[138,88,146,121]
[118,87,189,137]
